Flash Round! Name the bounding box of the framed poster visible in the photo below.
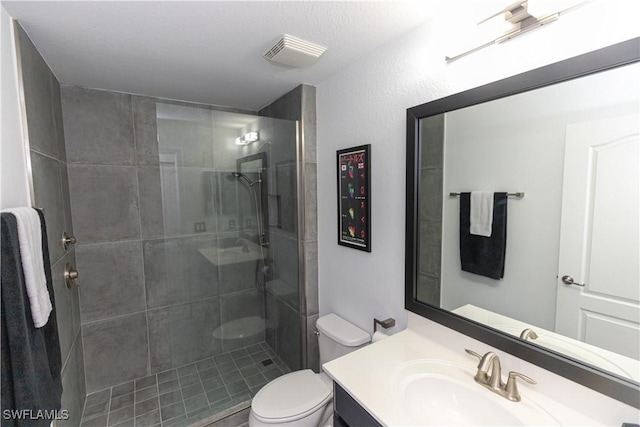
[337,144,371,252]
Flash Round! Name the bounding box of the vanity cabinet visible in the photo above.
[333,382,383,427]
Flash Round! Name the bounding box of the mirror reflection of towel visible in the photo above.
[459,192,508,280]
[470,191,494,237]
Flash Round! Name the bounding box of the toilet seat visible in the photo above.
[251,369,332,424]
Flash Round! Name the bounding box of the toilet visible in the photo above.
[249,313,370,426]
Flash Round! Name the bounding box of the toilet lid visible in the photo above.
[252,369,332,422]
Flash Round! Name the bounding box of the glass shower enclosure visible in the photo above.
[139,103,301,424]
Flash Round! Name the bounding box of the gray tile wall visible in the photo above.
[18,24,313,416]
[259,84,319,372]
[417,114,445,306]
[61,85,294,393]
[15,23,85,426]
[61,86,148,393]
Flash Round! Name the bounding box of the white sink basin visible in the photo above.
[390,360,560,426]
[198,242,263,266]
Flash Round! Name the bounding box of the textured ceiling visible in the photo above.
[3,1,440,110]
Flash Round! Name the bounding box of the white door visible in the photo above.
[555,114,640,360]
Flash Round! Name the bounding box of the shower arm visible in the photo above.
[230,170,268,247]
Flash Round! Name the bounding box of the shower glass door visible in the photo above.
[144,103,300,424]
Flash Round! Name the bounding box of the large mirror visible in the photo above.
[406,38,640,408]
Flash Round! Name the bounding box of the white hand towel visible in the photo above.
[2,207,52,327]
[470,191,494,237]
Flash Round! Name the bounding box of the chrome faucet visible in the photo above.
[465,349,504,390]
[235,238,250,252]
[519,328,539,341]
[465,349,536,401]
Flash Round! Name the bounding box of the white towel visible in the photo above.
[470,191,494,237]
[2,207,52,327]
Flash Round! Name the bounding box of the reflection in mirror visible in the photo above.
[238,153,269,247]
[417,114,445,306]
[153,101,302,360]
[275,161,297,233]
[452,304,640,383]
[416,60,639,381]
[407,38,640,407]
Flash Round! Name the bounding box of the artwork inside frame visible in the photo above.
[337,144,371,252]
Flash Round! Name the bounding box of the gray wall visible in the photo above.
[259,84,319,372]
[15,23,86,426]
[417,114,444,306]
[60,86,281,393]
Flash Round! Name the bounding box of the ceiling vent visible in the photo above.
[264,34,327,69]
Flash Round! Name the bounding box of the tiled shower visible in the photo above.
[78,343,289,426]
[15,22,318,427]
[62,87,301,426]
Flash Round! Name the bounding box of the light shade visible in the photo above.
[244,131,259,143]
[235,131,260,145]
[526,0,589,18]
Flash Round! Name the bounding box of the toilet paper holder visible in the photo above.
[373,317,395,333]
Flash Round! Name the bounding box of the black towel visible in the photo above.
[1,210,62,427]
[459,192,508,280]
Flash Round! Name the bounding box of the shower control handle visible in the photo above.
[64,263,80,288]
[62,232,77,250]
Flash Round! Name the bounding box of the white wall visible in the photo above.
[316,0,640,335]
[1,5,31,209]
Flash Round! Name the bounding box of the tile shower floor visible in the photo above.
[80,342,291,427]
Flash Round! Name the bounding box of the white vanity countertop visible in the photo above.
[323,327,606,426]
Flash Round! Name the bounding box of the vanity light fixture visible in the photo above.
[235,131,260,146]
[446,0,591,62]
[244,131,259,143]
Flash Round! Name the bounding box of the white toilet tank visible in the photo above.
[316,314,370,368]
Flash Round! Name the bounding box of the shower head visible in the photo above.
[227,172,256,187]
[257,140,271,151]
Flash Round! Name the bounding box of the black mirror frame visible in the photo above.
[405,37,640,409]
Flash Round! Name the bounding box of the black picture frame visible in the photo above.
[337,144,371,252]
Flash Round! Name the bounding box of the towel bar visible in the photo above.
[449,192,525,198]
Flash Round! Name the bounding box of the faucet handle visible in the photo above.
[519,328,539,341]
[505,371,536,402]
[464,349,482,359]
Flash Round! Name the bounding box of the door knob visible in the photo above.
[561,275,585,287]
[64,263,80,288]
